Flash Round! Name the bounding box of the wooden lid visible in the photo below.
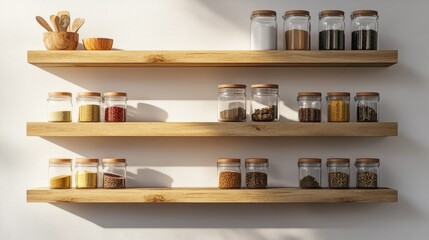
[48,92,72,97]
[251,10,277,17]
[320,10,344,16]
[327,92,350,96]
[356,158,380,164]
[217,158,241,164]
[327,158,350,164]
[356,92,380,97]
[103,92,127,97]
[218,84,246,89]
[77,92,101,97]
[245,158,268,164]
[298,158,321,164]
[298,92,321,97]
[284,10,310,17]
[251,84,279,89]
[49,158,72,164]
[103,158,126,163]
[352,10,378,17]
[76,158,99,163]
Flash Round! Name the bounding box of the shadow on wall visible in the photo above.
[127,103,169,122]
[127,168,173,188]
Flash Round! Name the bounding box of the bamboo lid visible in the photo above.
[298,158,321,164]
[76,158,99,164]
[320,10,344,16]
[251,10,277,17]
[49,158,72,164]
[356,158,380,164]
[327,158,350,164]
[356,92,380,97]
[77,92,101,97]
[251,84,279,89]
[217,158,241,164]
[103,92,127,97]
[298,92,322,97]
[284,10,310,17]
[103,158,127,163]
[48,92,72,97]
[218,84,246,89]
[327,92,350,96]
[245,158,268,164]
[352,10,378,17]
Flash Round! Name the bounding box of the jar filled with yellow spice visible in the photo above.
[49,158,72,189]
[47,92,72,122]
[326,92,350,122]
[75,158,99,188]
[77,92,101,122]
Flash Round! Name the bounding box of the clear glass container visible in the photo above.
[217,158,241,189]
[75,158,99,189]
[245,158,268,189]
[49,158,72,189]
[355,158,380,189]
[250,10,277,50]
[218,84,247,122]
[298,158,321,188]
[251,84,279,122]
[351,10,379,50]
[326,92,350,122]
[283,10,311,50]
[77,92,101,122]
[47,92,72,122]
[327,158,350,189]
[102,158,127,189]
[355,92,380,122]
[319,10,345,50]
[297,92,322,122]
[103,92,127,122]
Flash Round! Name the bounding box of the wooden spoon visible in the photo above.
[36,16,53,32]
[71,18,85,33]
[50,15,60,32]
[57,11,70,31]
[58,15,70,32]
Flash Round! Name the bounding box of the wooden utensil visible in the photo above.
[36,16,53,32]
[71,18,85,33]
[58,15,70,32]
[50,15,60,32]
[57,11,70,31]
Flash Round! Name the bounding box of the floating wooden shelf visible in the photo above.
[26,122,398,137]
[27,50,398,67]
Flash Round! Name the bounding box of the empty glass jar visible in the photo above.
[283,10,311,50]
[217,158,241,189]
[355,92,380,122]
[326,92,350,122]
[49,158,72,189]
[355,158,380,189]
[319,10,345,50]
[75,158,99,189]
[102,158,127,189]
[250,10,277,50]
[77,92,101,122]
[351,10,379,50]
[104,92,127,122]
[245,158,268,189]
[327,158,350,189]
[297,92,322,122]
[251,84,279,122]
[298,158,321,188]
[47,92,72,122]
[218,84,247,122]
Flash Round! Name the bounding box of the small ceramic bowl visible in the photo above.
[83,38,114,50]
[43,32,79,50]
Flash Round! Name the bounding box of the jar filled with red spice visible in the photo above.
[103,92,127,122]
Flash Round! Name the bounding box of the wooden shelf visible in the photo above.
[27,50,398,67]
[27,122,398,137]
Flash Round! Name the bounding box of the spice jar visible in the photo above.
[102,158,126,189]
[355,92,380,122]
[326,92,350,122]
[49,158,72,189]
[327,158,350,189]
[218,84,247,122]
[355,158,380,189]
[250,10,277,50]
[319,10,345,50]
[47,92,73,122]
[351,10,379,50]
[251,84,279,122]
[298,158,321,188]
[283,10,311,50]
[75,158,99,189]
[297,92,322,122]
[217,158,241,189]
[103,92,127,122]
[77,92,101,122]
[245,158,268,189]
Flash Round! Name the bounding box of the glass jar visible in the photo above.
[327,158,350,189]
[245,158,268,189]
[103,92,127,122]
[217,158,241,189]
[283,10,311,50]
[47,92,72,122]
[326,92,350,122]
[319,10,345,50]
[49,158,72,189]
[298,158,321,188]
[218,84,247,122]
[250,10,277,50]
[355,158,380,189]
[102,158,127,189]
[251,84,279,122]
[77,92,101,122]
[297,92,322,122]
[355,92,380,122]
[75,158,99,189]
[351,10,379,50]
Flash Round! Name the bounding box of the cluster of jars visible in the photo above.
[217,158,269,189]
[250,9,379,50]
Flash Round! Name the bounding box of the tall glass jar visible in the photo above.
[102,158,127,189]
[355,92,380,122]
[251,84,279,122]
[297,92,322,122]
[103,92,127,122]
[217,158,241,189]
[47,92,72,122]
[283,10,311,50]
[218,84,247,122]
[77,92,101,122]
[355,158,380,189]
[298,158,321,188]
[327,158,350,189]
[49,158,72,189]
[245,158,268,189]
[75,158,99,189]
[250,10,277,50]
[319,10,345,50]
[326,92,350,122]
[351,10,379,50]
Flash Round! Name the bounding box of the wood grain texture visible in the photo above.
[26,122,398,137]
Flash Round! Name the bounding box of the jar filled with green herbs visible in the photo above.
[77,92,101,122]
[355,92,380,122]
[47,92,72,122]
[298,158,321,189]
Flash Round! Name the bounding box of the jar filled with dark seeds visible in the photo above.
[351,10,379,50]
[102,158,127,189]
[298,158,321,189]
[327,158,350,189]
[355,158,380,189]
[297,92,322,122]
[326,92,350,122]
[217,158,241,189]
[245,158,268,189]
[251,84,279,122]
[218,84,247,122]
[355,92,380,122]
[319,10,345,50]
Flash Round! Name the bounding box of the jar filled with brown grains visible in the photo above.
[355,92,380,122]
[103,92,127,122]
[47,92,72,122]
[283,10,311,50]
[77,92,101,122]
[297,92,322,122]
[245,158,268,189]
[355,158,380,189]
[251,84,279,122]
[327,158,350,189]
[298,158,321,188]
[326,92,350,122]
[102,158,126,189]
[218,84,247,122]
[75,158,99,189]
[217,158,241,189]
[49,158,72,189]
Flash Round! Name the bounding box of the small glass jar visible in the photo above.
[103,92,127,122]
[297,92,322,122]
[218,84,247,122]
[49,158,72,189]
[245,158,268,189]
[327,158,350,189]
[326,92,350,122]
[102,158,127,189]
[47,92,72,122]
[319,10,345,50]
[351,10,379,50]
[251,84,279,122]
[75,158,99,189]
[77,92,101,122]
[355,92,380,122]
[217,158,241,189]
[283,10,311,50]
[298,158,321,188]
[250,10,277,50]
[355,158,380,189]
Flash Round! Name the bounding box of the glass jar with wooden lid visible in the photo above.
[355,92,380,122]
[283,10,311,50]
[319,10,345,50]
[298,158,321,188]
[218,84,247,122]
[77,92,101,122]
[47,92,72,122]
[251,84,279,122]
[250,10,278,50]
[103,92,127,122]
[49,158,72,189]
[75,158,99,189]
[355,158,380,189]
[217,158,241,189]
[245,158,268,189]
[327,158,350,189]
[326,92,350,122]
[102,158,127,189]
[351,10,379,50]
[297,92,322,122]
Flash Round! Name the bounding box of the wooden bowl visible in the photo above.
[43,32,79,50]
[83,38,114,50]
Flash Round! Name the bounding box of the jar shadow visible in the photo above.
[127,103,168,122]
[127,168,173,188]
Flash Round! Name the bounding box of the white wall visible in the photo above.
[1,0,428,239]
